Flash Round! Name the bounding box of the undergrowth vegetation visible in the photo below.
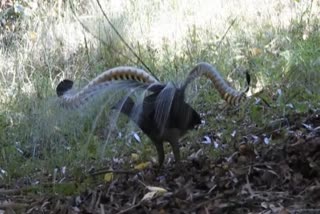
[0,0,319,185]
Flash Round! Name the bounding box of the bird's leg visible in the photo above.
[153,141,165,167]
[168,140,180,164]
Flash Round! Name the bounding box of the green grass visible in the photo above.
[0,0,319,186]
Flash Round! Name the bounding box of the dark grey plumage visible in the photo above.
[113,84,201,166]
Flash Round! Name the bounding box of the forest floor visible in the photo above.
[1,109,319,214]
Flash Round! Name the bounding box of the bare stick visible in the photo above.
[69,0,136,66]
[95,0,159,81]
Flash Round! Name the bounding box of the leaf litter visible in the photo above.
[1,110,320,213]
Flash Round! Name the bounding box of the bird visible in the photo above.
[56,63,249,166]
[112,84,202,167]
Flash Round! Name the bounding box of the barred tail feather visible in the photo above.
[57,66,159,109]
[182,62,247,105]
[82,66,159,88]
